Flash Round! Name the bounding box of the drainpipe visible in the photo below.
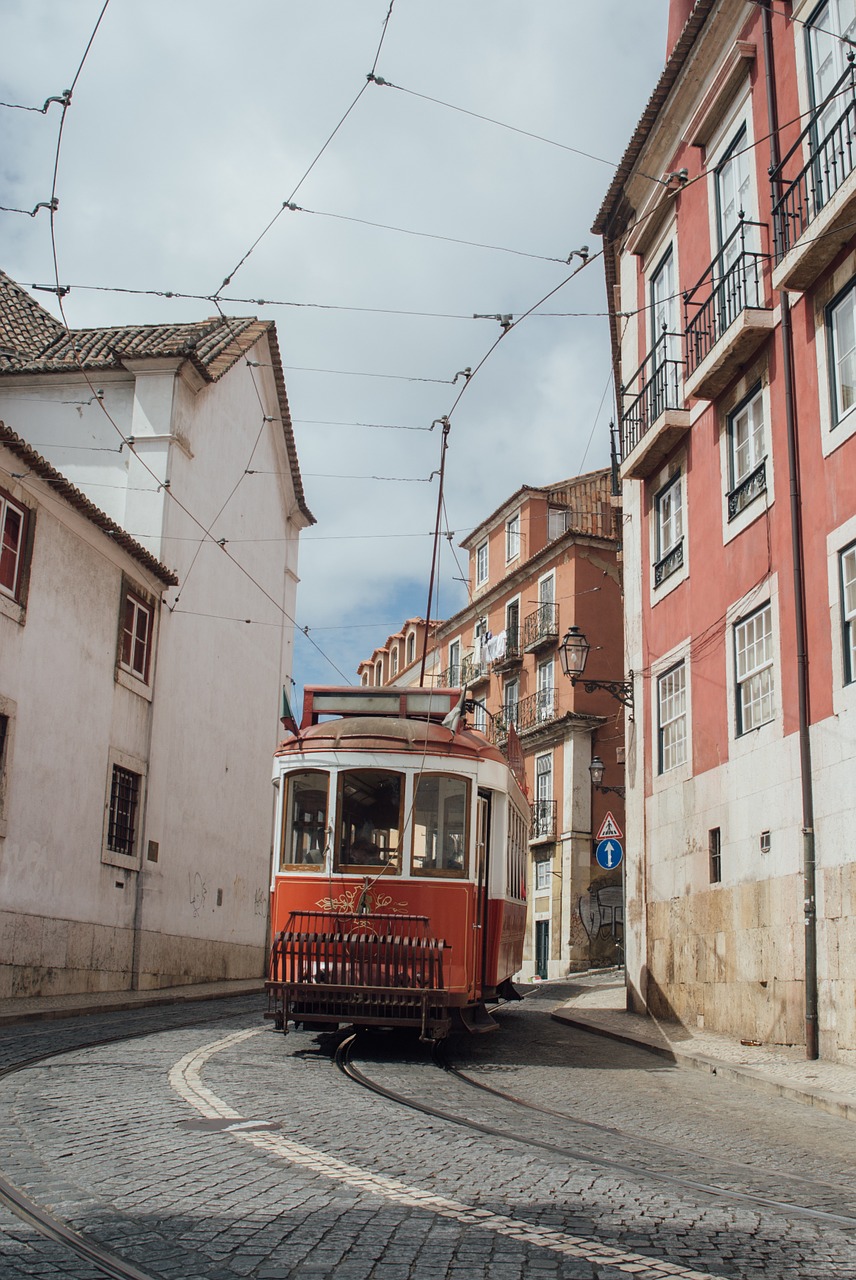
[761,0,819,1059]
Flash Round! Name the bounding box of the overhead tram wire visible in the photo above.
[39,7,351,684]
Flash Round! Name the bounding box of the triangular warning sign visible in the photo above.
[596,811,623,841]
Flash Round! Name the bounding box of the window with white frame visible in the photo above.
[536,659,554,721]
[506,511,520,562]
[476,539,489,586]
[407,632,416,665]
[361,671,369,686]
[448,638,461,686]
[548,506,569,541]
[534,752,553,837]
[828,280,856,426]
[654,473,683,585]
[735,603,774,733]
[808,3,856,137]
[119,588,153,683]
[503,677,519,729]
[375,659,383,686]
[390,645,399,678]
[0,488,29,603]
[472,699,487,733]
[840,541,856,683]
[657,661,687,773]
[727,385,767,518]
[535,858,551,893]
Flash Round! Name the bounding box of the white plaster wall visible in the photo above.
[0,377,136,528]
[135,337,303,966]
[0,455,159,938]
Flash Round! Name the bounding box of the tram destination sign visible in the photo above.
[595,838,623,870]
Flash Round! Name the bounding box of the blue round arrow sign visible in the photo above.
[595,838,623,870]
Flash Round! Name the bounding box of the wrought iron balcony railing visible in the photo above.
[654,538,684,587]
[522,602,559,650]
[517,687,558,732]
[771,58,856,261]
[727,458,767,521]
[436,663,462,689]
[531,799,557,841]
[620,328,685,460]
[490,705,519,745]
[683,218,770,375]
[461,653,490,685]
[492,627,523,668]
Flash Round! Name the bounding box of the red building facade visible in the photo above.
[596,0,856,1059]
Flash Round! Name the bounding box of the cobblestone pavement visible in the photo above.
[1,986,855,1279]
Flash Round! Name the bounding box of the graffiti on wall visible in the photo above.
[578,884,623,943]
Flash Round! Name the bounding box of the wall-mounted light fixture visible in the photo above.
[558,625,634,710]
[588,755,626,799]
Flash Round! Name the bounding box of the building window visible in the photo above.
[536,659,554,722]
[120,589,153,683]
[808,3,856,131]
[727,386,767,519]
[760,829,771,854]
[361,672,368,686]
[735,603,774,733]
[107,765,141,860]
[548,506,569,541]
[503,678,519,729]
[841,542,856,683]
[709,828,721,884]
[654,473,683,585]
[533,753,553,837]
[506,511,520,562]
[657,661,687,773]
[535,858,551,893]
[448,638,461,686]
[375,660,383,686]
[390,646,399,678]
[407,632,416,665]
[0,489,28,603]
[472,699,487,733]
[476,540,488,586]
[828,281,856,426]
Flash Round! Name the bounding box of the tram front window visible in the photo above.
[336,769,403,870]
[281,770,329,869]
[412,774,469,876]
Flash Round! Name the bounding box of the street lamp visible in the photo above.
[588,754,626,799]
[558,625,634,710]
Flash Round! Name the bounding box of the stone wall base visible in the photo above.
[0,909,265,998]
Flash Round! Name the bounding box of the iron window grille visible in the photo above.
[654,473,684,586]
[107,765,140,859]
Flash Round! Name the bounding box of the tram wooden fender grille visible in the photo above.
[266,911,451,1039]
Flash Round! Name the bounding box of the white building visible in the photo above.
[0,273,313,995]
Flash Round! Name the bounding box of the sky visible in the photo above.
[1,1,668,692]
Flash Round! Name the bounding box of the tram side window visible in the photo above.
[336,769,403,870]
[281,770,329,870]
[412,774,469,876]
[506,801,528,901]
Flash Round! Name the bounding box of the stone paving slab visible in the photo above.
[0,978,264,1026]
[551,970,856,1123]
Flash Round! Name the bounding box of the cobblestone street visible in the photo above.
[1,984,855,1279]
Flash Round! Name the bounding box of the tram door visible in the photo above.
[473,793,490,995]
[535,920,549,980]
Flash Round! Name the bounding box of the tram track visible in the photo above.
[0,996,263,1280]
[335,1030,856,1231]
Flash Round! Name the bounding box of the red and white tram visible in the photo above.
[266,685,529,1040]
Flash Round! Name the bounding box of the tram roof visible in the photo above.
[275,714,507,766]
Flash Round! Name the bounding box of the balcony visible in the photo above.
[523,603,559,652]
[492,627,523,673]
[654,537,684,587]
[436,664,462,689]
[771,60,856,291]
[683,219,774,401]
[461,653,490,687]
[619,330,690,481]
[489,706,518,746]
[531,799,557,842]
[517,688,559,733]
[727,457,767,521]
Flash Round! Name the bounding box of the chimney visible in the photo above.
[667,0,696,57]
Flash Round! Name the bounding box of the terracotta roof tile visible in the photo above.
[0,272,65,361]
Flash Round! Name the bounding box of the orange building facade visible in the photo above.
[597,0,856,1058]
[358,469,626,980]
